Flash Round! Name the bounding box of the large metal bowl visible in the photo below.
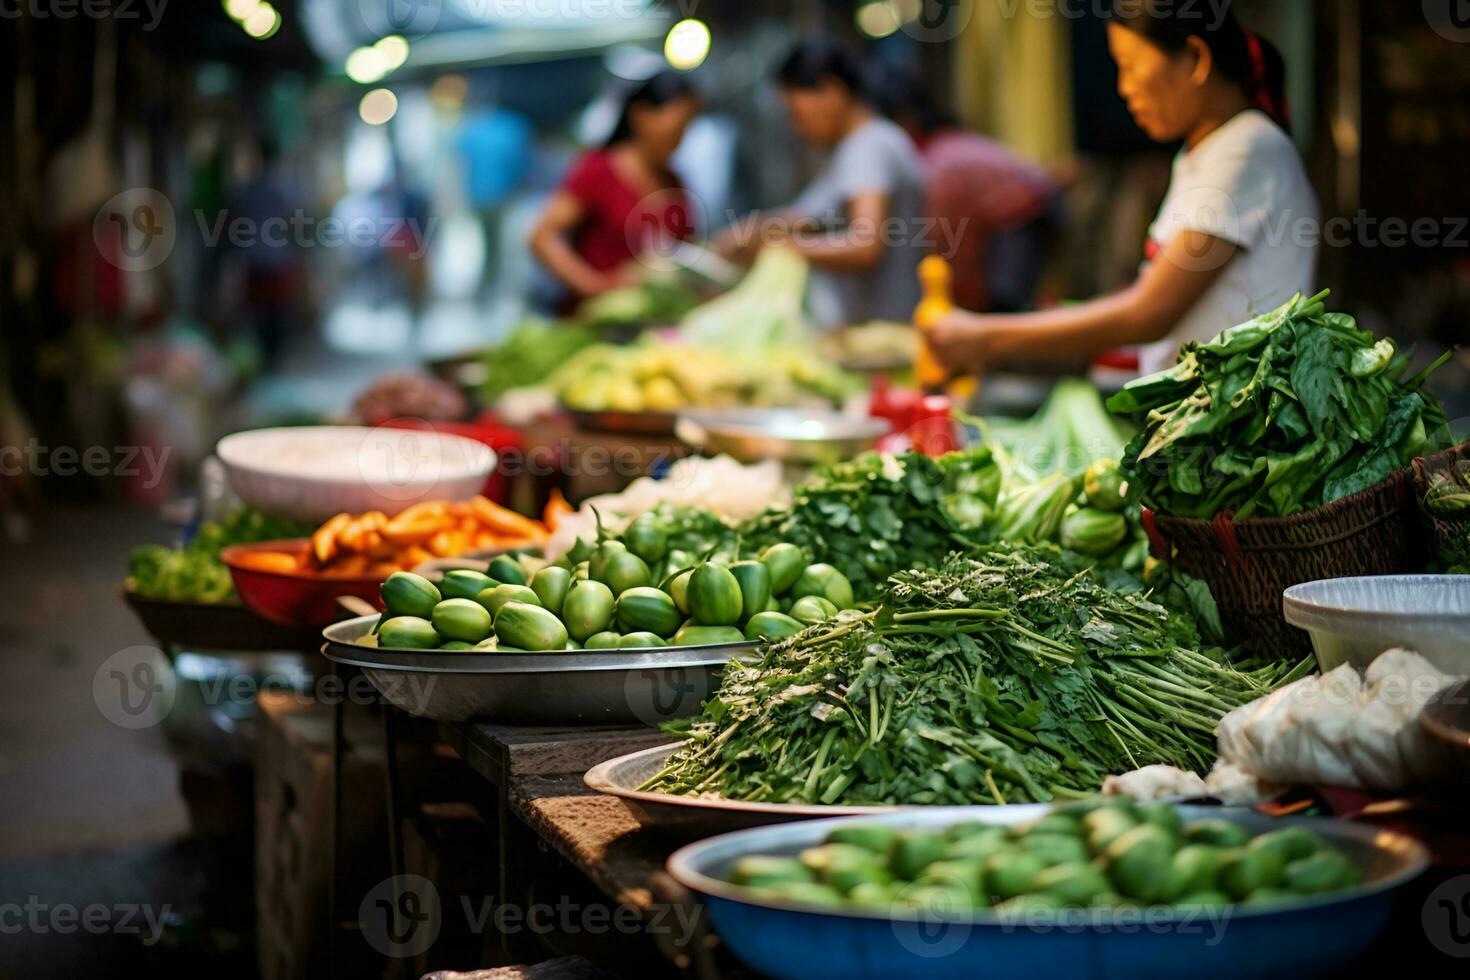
[321,615,751,725]
[585,743,903,835]
[675,409,888,465]
[1282,575,1470,674]
[668,806,1429,980]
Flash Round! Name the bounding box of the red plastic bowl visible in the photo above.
[220,540,384,628]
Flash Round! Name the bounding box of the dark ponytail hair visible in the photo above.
[605,70,699,148]
[775,38,870,103]
[1109,0,1289,129]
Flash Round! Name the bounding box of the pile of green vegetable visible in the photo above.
[369,526,862,652]
[644,546,1306,806]
[576,278,699,331]
[1108,290,1453,519]
[475,319,598,403]
[128,508,314,603]
[679,246,812,350]
[740,445,1147,601]
[725,802,1362,914]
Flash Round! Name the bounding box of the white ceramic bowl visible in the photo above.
[217,426,495,522]
[1282,575,1470,674]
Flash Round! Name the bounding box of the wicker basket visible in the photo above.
[1141,468,1428,657]
[1412,441,1470,569]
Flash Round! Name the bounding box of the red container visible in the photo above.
[379,413,522,504]
[220,540,383,628]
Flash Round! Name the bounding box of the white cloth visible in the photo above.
[1140,110,1320,374]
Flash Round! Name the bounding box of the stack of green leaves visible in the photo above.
[644,546,1306,806]
[738,449,1002,600]
[1108,290,1453,519]
[129,508,315,603]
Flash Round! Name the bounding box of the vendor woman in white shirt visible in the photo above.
[929,0,1319,378]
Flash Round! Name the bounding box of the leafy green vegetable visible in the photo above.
[576,278,699,331]
[128,508,314,603]
[738,449,1001,599]
[476,319,598,402]
[1109,291,1453,519]
[644,546,1306,806]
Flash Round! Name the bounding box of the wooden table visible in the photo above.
[436,722,736,977]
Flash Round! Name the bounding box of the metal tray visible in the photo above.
[321,615,753,725]
[674,409,888,466]
[585,742,903,834]
[667,806,1430,980]
[567,408,679,437]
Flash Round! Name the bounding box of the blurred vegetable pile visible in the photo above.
[476,319,598,403]
[679,246,813,350]
[128,508,314,603]
[577,278,699,331]
[1423,459,1470,572]
[1109,291,1453,519]
[551,341,857,414]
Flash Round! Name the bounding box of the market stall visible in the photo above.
[116,282,1470,978]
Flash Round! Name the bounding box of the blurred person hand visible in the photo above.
[927,309,1002,377]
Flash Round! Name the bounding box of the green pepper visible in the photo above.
[583,630,623,649]
[1026,813,1083,838]
[1168,844,1224,896]
[438,640,475,651]
[572,561,590,581]
[688,562,743,626]
[1172,889,1232,910]
[888,831,949,881]
[588,540,626,582]
[1135,801,1184,838]
[1017,833,1089,867]
[1083,807,1139,854]
[947,821,1005,842]
[1243,886,1298,906]
[1184,819,1250,849]
[616,586,682,637]
[1104,824,1178,903]
[378,616,441,649]
[730,855,815,888]
[897,884,982,914]
[914,861,987,906]
[755,882,844,907]
[667,568,694,614]
[493,602,569,652]
[439,569,496,601]
[1083,459,1128,512]
[826,824,899,855]
[847,881,898,909]
[566,536,596,565]
[743,611,805,642]
[758,542,808,595]
[380,572,441,619]
[486,555,528,587]
[1218,845,1286,900]
[600,549,652,596]
[983,851,1045,900]
[670,624,746,646]
[1282,851,1358,894]
[530,566,573,616]
[431,598,494,643]
[728,560,773,622]
[1030,862,1110,905]
[789,563,855,610]
[561,580,616,641]
[618,631,668,648]
[623,513,669,562]
[1250,827,1323,866]
[789,595,839,626]
[945,831,1009,864]
[476,584,541,618]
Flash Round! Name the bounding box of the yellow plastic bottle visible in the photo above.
[913,254,981,401]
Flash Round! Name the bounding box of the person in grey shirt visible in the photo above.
[717,40,926,327]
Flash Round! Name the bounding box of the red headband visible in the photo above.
[1243,30,1289,127]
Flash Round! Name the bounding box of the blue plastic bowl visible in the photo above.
[668,806,1428,980]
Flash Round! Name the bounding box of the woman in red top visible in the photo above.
[530,72,700,301]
